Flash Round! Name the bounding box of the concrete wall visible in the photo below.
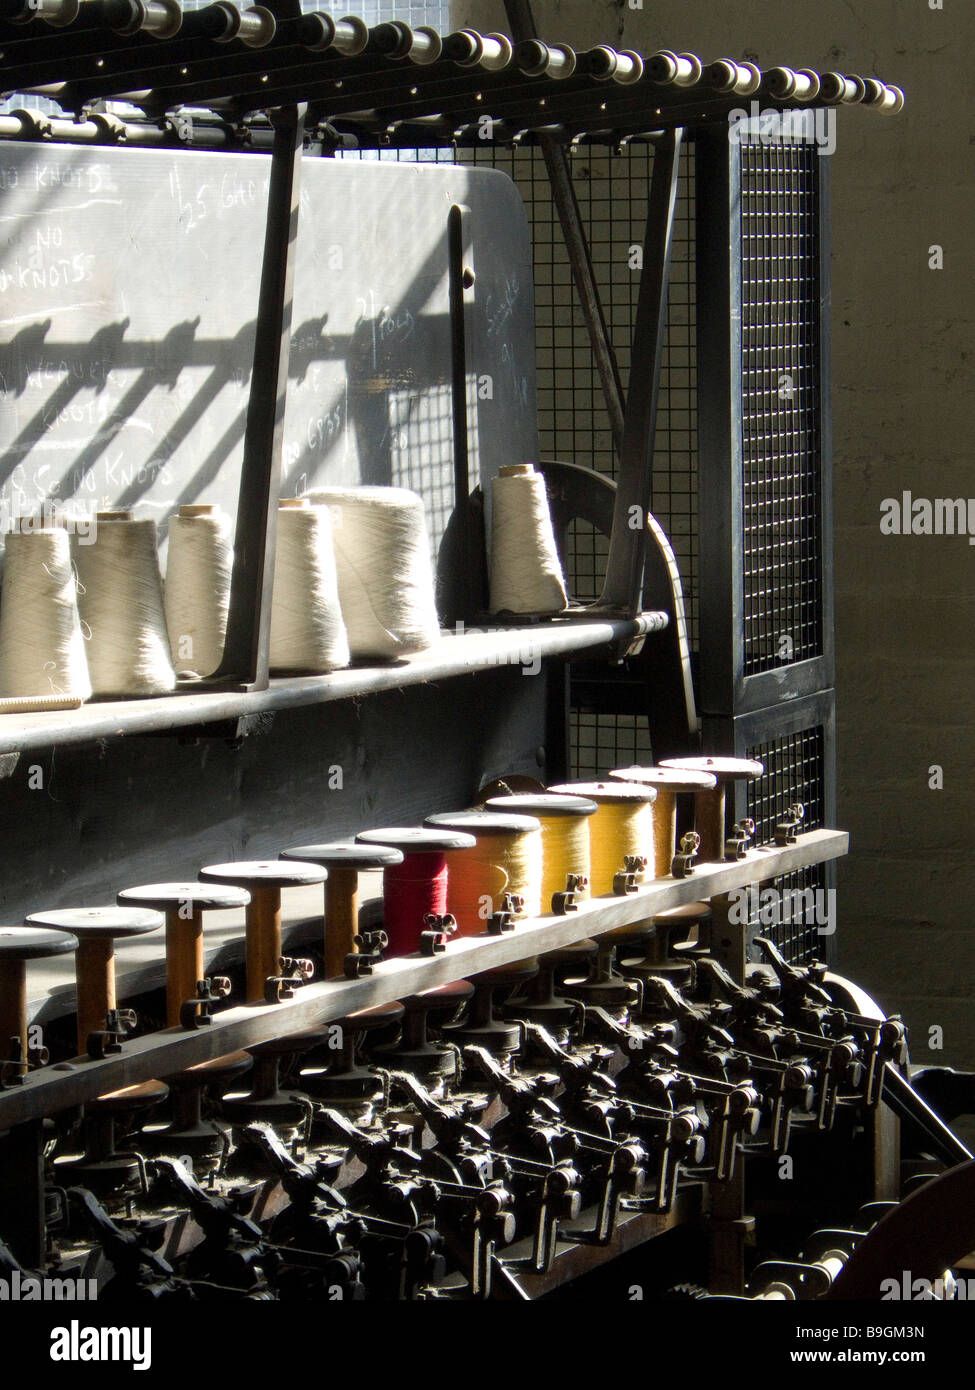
[454,0,975,1067]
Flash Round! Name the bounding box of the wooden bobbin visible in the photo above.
[660,756,764,864]
[198,860,328,1003]
[56,1079,171,1194]
[25,906,162,1053]
[116,882,251,1026]
[0,926,78,1070]
[609,766,717,877]
[280,841,404,978]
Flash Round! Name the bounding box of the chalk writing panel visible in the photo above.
[0,146,537,599]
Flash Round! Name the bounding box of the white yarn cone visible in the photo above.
[72,511,176,697]
[489,463,568,615]
[303,486,440,660]
[0,526,91,703]
[164,504,232,679]
[269,499,349,673]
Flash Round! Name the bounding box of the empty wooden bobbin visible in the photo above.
[116,882,251,1026]
[198,860,328,1003]
[355,827,477,957]
[0,925,78,1074]
[609,766,717,877]
[279,841,404,979]
[660,756,764,863]
[55,1079,171,1194]
[24,906,162,1053]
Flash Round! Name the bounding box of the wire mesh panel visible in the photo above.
[739,139,823,676]
[746,724,828,963]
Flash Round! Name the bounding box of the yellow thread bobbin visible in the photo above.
[609,765,717,877]
[483,793,597,907]
[549,780,656,895]
[425,810,543,933]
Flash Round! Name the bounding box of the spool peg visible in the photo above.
[608,767,717,877]
[116,882,251,1026]
[355,827,477,957]
[24,906,162,1054]
[198,860,327,1004]
[280,841,404,978]
[659,757,764,863]
[0,926,78,1076]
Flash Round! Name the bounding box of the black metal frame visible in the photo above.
[696,125,835,718]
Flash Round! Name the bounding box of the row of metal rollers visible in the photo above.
[5,3,905,116]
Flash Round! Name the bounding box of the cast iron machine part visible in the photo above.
[53,1078,170,1195]
[298,999,406,1123]
[23,906,162,1055]
[116,881,251,1026]
[146,1050,254,1165]
[279,840,403,979]
[220,1026,331,1130]
[440,961,539,1062]
[618,900,714,993]
[659,757,765,864]
[550,936,642,1021]
[369,979,474,1091]
[198,860,327,1003]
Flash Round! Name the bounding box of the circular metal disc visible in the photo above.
[199,860,327,889]
[424,810,541,835]
[0,925,78,958]
[117,882,251,911]
[549,780,656,803]
[659,756,764,782]
[483,793,598,818]
[25,906,163,938]
[281,841,404,869]
[609,765,718,792]
[356,827,477,852]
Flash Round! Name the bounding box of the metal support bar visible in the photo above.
[881,1063,974,1168]
[504,0,625,457]
[447,202,476,624]
[210,103,306,691]
[596,126,683,614]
